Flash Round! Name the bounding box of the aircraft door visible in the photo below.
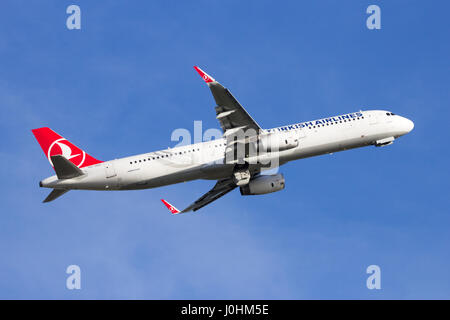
[104,161,117,178]
[369,112,379,125]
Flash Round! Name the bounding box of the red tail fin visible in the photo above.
[31,127,102,169]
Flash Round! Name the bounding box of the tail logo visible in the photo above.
[47,138,86,168]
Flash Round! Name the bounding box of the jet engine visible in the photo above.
[240,174,285,195]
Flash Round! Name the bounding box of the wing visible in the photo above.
[193,66,262,135]
[194,66,264,165]
[161,178,236,214]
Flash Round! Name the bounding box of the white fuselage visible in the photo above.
[40,110,414,191]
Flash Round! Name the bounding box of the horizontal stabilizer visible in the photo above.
[43,189,69,203]
[51,155,84,179]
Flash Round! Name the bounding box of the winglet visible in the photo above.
[161,199,181,214]
[193,66,216,83]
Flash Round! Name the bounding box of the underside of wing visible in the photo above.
[194,66,262,135]
[194,66,265,168]
[161,178,236,214]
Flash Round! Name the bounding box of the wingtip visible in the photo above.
[193,66,216,83]
[161,199,181,214]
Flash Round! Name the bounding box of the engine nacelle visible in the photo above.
[240,174,285,195]
[258,133,298,152]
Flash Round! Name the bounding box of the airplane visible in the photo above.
[32,66,414,214]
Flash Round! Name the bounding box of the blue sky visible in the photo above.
[0,0,449,299]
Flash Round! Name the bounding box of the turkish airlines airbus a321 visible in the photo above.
[32,66,414,213]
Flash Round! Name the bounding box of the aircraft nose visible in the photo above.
[405,118,414,133]
[400,117,414,134]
